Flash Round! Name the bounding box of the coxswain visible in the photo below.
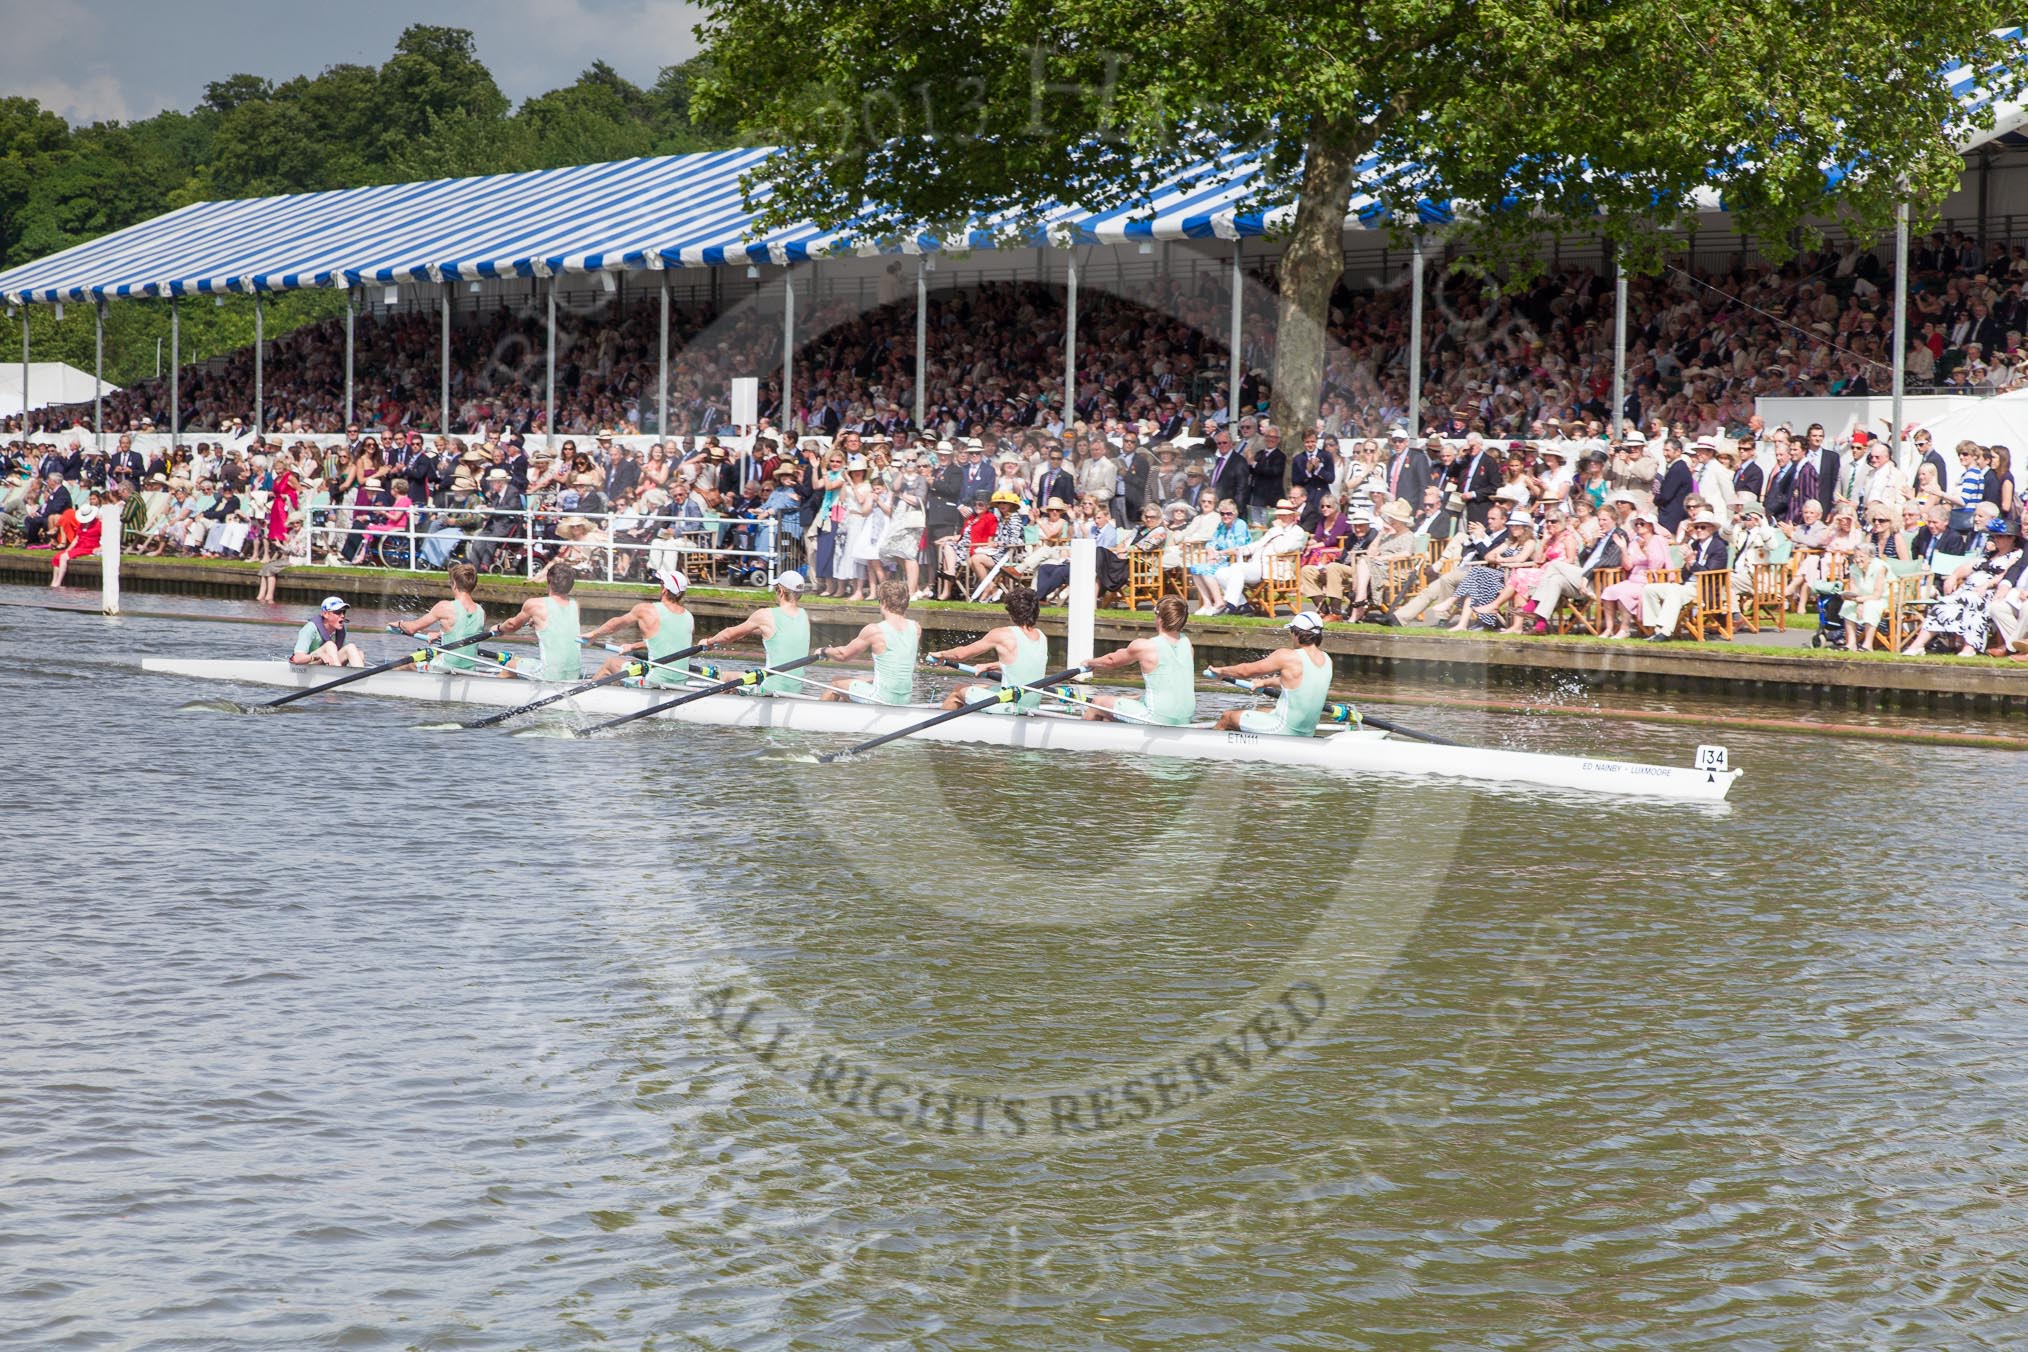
[928,584,1047,712]
[389,563,487,671]
[291,595,366,667]
[701,568,811,693]
[1208,610,1333,736]
[819,579,921,703]
[1080,594,1195,724]
[587,568,695,687]
[495,561,582,680]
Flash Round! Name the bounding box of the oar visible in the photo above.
[459,641,712,729]
[264,627,500,708]
[817,665,1091,763]
[1207,670,1460,746]
[575,651,828,737]
[1031,681,1174,728]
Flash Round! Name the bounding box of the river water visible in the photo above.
[4,582,2025,1349]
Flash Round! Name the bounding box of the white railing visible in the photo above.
[303,499,789,587]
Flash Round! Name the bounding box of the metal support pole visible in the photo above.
[1892,197,1910,464]
[344,288,355,428]
[101,498,120,615]
[94,299,104,453]
[1611,255,1628,436]
[1065,251,1079,424]
[170,297,180,443]
[914,260,928,430]
[20,310,28,431]
[545,278,557,454]
[782,270,795,434]
[1228,241,1242,422]
[1408,236,1425,436]
[658,270,670,439]
[254,292,264,437]
[440,282,451,434]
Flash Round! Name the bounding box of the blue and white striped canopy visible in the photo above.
[1,29,2021,305]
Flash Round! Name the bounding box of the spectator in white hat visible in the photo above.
[1640,509,1730,639]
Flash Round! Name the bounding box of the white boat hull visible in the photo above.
[141,659,1741,801]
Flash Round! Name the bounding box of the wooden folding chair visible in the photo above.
[1563,566,1622,635]
[1248,551,1305,617]
[1121,549,1162,611]
[1379,553,1427,610]
[1676,570,1735,641]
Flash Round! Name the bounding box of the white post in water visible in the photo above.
[781,269,795,434]
[1408,235,1424,435]
[1610,252,1628,437]
[1229,240,1243,420]
[93,299,104,453]
[1892,196,1910,470]
[101,504,121,616]
[1064,251,1078,423]
[1066,536,1097,668]
[913,260,928,429]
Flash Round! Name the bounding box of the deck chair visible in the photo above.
[1121,549,1162,611]
[1248,551,1304,617]
[1677,569,1735,642]
[1562,566,1622,635]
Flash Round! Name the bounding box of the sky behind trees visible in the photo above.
[0,0,705,125]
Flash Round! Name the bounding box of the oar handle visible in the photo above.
[1209,670,1456,745]
[463,659,647,730]
[580,651,828,735]
[819,664,1091,763]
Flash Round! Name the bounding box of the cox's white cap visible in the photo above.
[775,569,808,592]
[320,595,349,612]
[655,568,689,597]
[1286,611,1325,635]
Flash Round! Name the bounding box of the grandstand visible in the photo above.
[6,43,2028,454]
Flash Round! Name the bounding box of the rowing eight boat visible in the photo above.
[141,658,1742,801]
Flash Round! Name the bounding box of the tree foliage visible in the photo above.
[0,27,742,387]
[695,0,2027,433]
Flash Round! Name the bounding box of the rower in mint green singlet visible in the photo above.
[760,602,811,693]
[586,568,695,688]
[699,570,813,696]
[497,562,585,682]
[1212,610,1333,738]
[537,594,582,681]
[995,626,1048,712]
[436,594,487,672]
[868,616,920,703]
[1083,595,1197,725]
[820,581,922,706]
[389,565,487,673]
[929,584,1050,715]
[642,599,695,687]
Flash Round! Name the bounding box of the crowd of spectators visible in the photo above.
[4,406,2023,655]
[6,225,2027,448]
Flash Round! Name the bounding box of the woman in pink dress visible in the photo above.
[257,461,299,563]
[1501,508,1583,633]
[1601,513,1669,638]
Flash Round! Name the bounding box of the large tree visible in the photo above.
[695,0,2023,436]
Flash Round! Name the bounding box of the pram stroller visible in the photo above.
[1807,583,1847,649]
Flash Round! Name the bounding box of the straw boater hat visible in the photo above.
[1044,497,1071,512]
[1381,498,1415,525]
